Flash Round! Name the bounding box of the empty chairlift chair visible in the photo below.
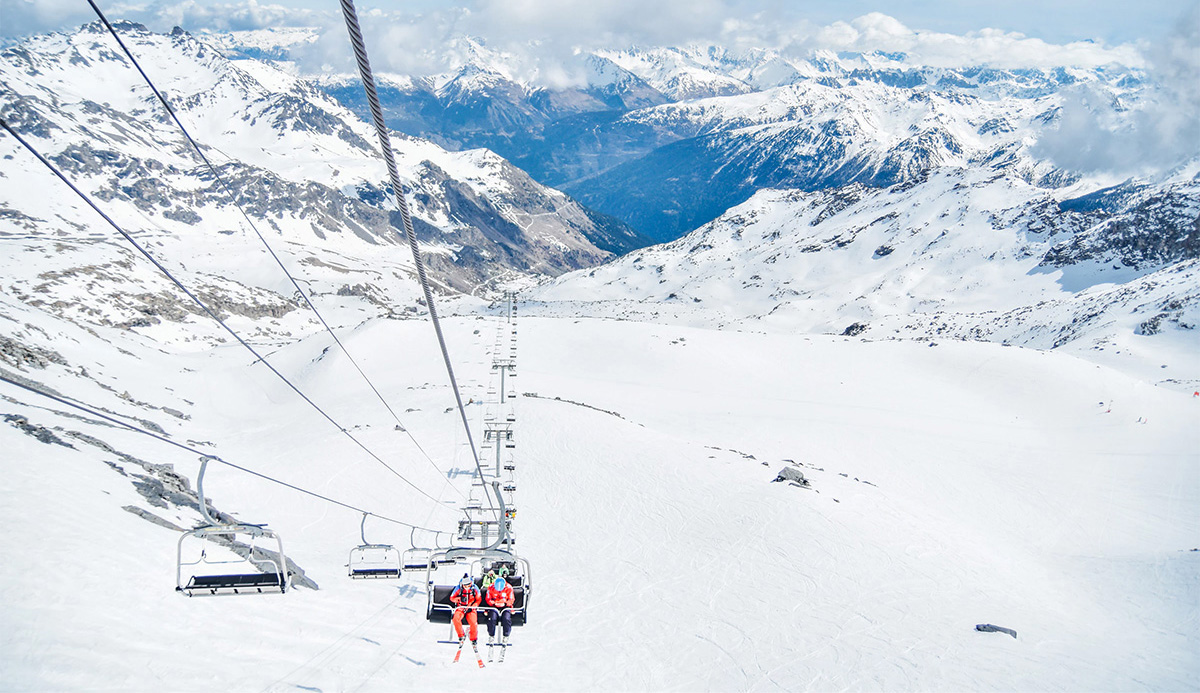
[348,513,402,579]
[176,457,289,596]
[402,546,433,573]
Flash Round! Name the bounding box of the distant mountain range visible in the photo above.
[237,34,1150,242]
[0,22,636,303]
[3,21,1197,389]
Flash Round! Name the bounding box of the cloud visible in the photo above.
[0,0,326,41]
[0,0,1151,85]
[1033,6,1200,175]
[786,12,1144,70]
[3,0,1146,73]
[273,2,1146,90]
[147,0,324,32]
[0,0,97,39]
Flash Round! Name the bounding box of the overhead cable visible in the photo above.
[0,116,454,513]
[84,0,464,502]
[337,0,496,517]
[0,371,449,534]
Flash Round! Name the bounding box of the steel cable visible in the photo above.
[84,0,465,502]
[337,0,496,518]
[0,116,454,513]
[0,371,449,534]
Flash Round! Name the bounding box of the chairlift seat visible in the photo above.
[348,542,402,579]
[428,584,527,625]
[179,571,285,596]
[176,459,289,597]
[350,566,403,579]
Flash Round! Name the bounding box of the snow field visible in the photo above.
[1,312,1195,691]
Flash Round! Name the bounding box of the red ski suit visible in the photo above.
[485,583,514,610]
[484,582,515,638]
[450,583,481,641]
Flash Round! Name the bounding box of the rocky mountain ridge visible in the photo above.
[0,22,628,299]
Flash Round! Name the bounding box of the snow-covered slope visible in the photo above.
[0,22,619,295]
[2,307,1196,690]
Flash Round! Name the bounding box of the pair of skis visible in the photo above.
[487,638,508,663]
[452,637,485,668]
[452,637,508,666]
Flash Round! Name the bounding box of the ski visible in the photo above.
[452,637,465,664]
[487,638,495,663]
[498,638,507,663]
[471,639,485,668]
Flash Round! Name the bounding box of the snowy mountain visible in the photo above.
[532,166,1200,389]
[0,22,626,297]
[559,56,1136,240]
[239,34,1155,244]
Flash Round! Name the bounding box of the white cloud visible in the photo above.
[269,2,1148,90]
[147,0,323,32]
[1033,6,1200,175]
[2,0,1147,74]
[785,11,1144,70]
[0,0,325,41]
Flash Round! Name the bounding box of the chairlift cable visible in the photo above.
[84,0,465,503]
[0,116,453,512]
[338,0,497,519]
[0,371,451,534]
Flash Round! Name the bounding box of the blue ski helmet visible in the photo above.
[494,577,506,591]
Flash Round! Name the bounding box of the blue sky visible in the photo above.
[2,0,1194,46]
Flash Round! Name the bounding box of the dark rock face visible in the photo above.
[0,335,68,370]
[4,413,74,447]
[1042,182,1200,270]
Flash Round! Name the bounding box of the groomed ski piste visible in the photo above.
[1,292,1197,690]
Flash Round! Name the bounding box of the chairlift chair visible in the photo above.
[424,551,530,625]
[176,457,289,596]
[402,546,433,572]
[426,483,530,625]
[348,513,403,579]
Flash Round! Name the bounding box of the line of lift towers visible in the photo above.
[174,292,530,627]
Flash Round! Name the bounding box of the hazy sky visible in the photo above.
[2,0,1194,46]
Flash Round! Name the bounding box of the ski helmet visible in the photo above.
[460,574,473,586]
[494,577,506,591]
